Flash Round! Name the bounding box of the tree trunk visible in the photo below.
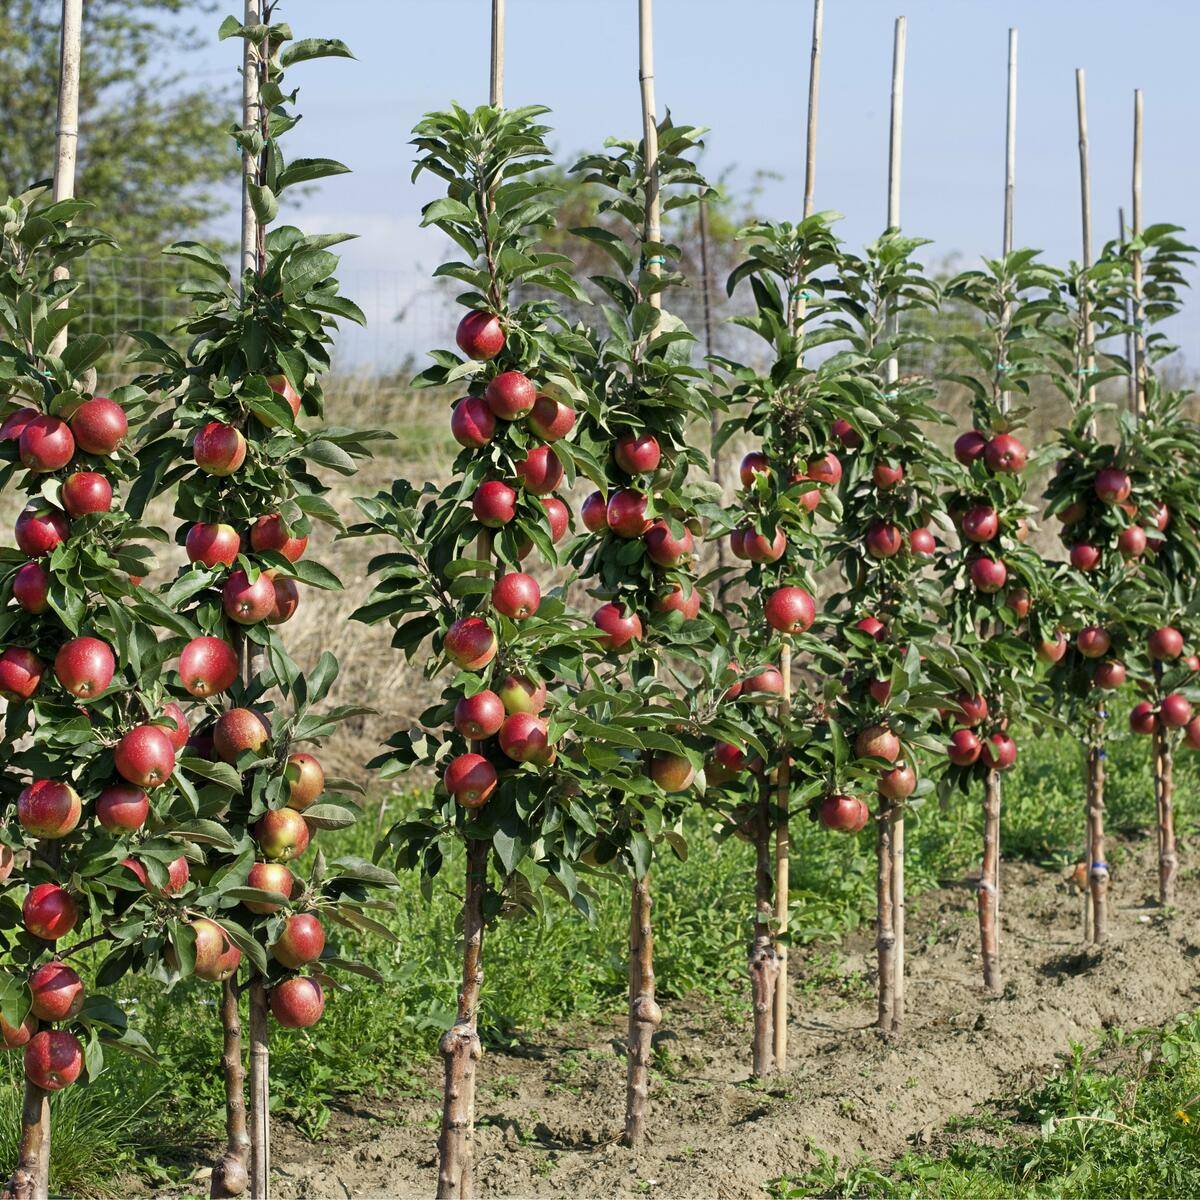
[622,874,660,1150]
[890,811,905,1034]
[772,642,792,1070]
[210,978,250,1197]
[1159,732,1177,905]
[248,979,270,1200]
[978,771,1002,993]
[436,836,487,1199]
[3,1082,49,1200]
[748,785,779,1077]
[1088,737,1109,943]
[876,799,896,1033]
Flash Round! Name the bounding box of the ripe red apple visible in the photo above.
[1005,588,1031,620]
[607,490,651,538]
[1185,656,1200,673]
[819,793,870,833]
[497,672,547,715]
[962,505,999,543]
[1094,467,1131,504]
[1161,693,1193,728]
[515,445,563,495]
[947,729,982,766]
[593,602,642,653]
[1117,525,1147,559]
[954,430,988,465]
[648,752,695,793]
[1094,660,1126,689]
[879,763,917,801]
[854,616,887,642]
[60,471,112,517]
[1057,500,1086,525]
[728,528,748,560]
[969,556,1007,593]
[265,375,303,426]
[450,395,496,448]
[539,496,570,543]
[444,617,497,670]
[193,422,247,475]
[983,433,1026,473]
[272,912,326,970]
[97,783,150,832]
[22,883,78,941]
[222,569,276,625]
[484,370,536,420]
[644,521,693,568]
[12,562,49,613]
[472,480,517,528]
[121,854,189,895]
[24,1029,83,1091]
[192,917,242,982]
[872,461,904,490]
[444,753,497,807]
[114,725,176,787]
[284,753,324,811]
[266,572,300,624]
[1130,702,1158,735]
[615,433,661,475]
[855,723,900,763]
[1,1012,35,1050]
[742,667,784,696]
[581,491,608,533]
[54,636,115,699]
[179,636,239,697]
[795,483,821,513]
[19,415,75,472]
[868,677,892,705]
[1070,543,1101,572]
[245,862,295,914]
[69,396,127,455]
[0,647,45,701]
[1076,626,1111,658]
[865,521,903,559]
[254,808,311,861]
[456,311,504,360]
[270,977,325,1029]
[18,779,81,839]
[743,528,787,563]
[806,452,842,486]
[0,845,13,884]
[713,742,751,773]
[528,394,576,442]
[213,708,271,764]
[185,522,240,567]
[15,504,69,557]
[982,733,1018,771]
[765,586,815,634]
[739,451,770,488]
[653,584,702,621]
[250,513,308,562]
[909,527,936,556]
[831,418,863,450]
[492,572,540,620]
[454,690,506,739]
[954,693,988,727]
[1149,627,1184,661]
[0,407,38,442]
[28,961,84,1022]
[498,712,550,763]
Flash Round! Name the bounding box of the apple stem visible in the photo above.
[622,873,659,1150]
[978,772,1003,994]
[210,977,250,1198]
[248,978,270,1199]
[749,781,779,1077]
[876,800,897,1034]
[436,836,487,1198]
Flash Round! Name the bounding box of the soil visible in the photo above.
[221,838,1200,1199]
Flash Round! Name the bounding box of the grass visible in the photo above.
[770,1013,1200,1198]
[4,700,1195,1195]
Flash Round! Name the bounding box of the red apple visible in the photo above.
[872,461,904,490]
[114,725,176,788]
[581,491,608,533]
[498,713,550,763]
[983,433,1026,473]
[879,763,917,801]
[69,396,127,455]
[982,733,1017,771]
[653,584,701,620]
[648,752,695,793]
[454,690,506,739]
[606,490,651,538]
[1057,501,1086,525]
[123,853,189,895]
[213,708,271,763]
[61,471,112,517]
[19,415,75,472]
[593,602,642,653]
[492,572,541,620]
[962,505,999,543]
[954,693,988,727]
[270,977,325,1029]
[456,311,504,361]
[515,445,563,495]
[865,520,903,559]
[1076,626,1111,658]
[1,1011,35,1050]
[15,504,69,556]
[266,573,300,624]
[245,862,295,914]
[285,753,324,811]
[222,569,276,625]
[1094,467,1131,504]
[868,677,892,705]
[806,452,842,486]
[254,808,311,861]
[739,451,770,488]
[728,528,748,560]
[179,636,239,697]
[1161,693,1193,728]
[484,370,536,420]
[193,423,246,476]
[0,407,38,442]
[743,667,784,696]
[615,433,661,475]
[17,780,81,839]
[23,1029,83,1090]
[743,528,787,563]
[1118,525,1147,559]
[54,636,115,699]
[1094,660,1126,689]
[539,496,570,543]
[1184,717,1200,749]
[28,961,84,1022]
[855,616,887,642]
[855,723,900,763]
[265,375,303,426]
[795,483,821,513]
[529,394,576,441]
[186,522,241,567]
[954,430,988,465]
[1005,588,1031,620]
[250,513,308,562]
[947,729,982,766]
[1070,543,1101,572]
[22,883,78,941]
[970,556,1007,593]
[12,562,49,614]
[192,917,242,982]
[832,419,863,450]
[272,913,326,969]
[497,672,547,715]
[444,753,497,807]
[96,784,150,832]
[0,647,45,701]
[644,521,693,568]
[1129,702,1158,735]
[765,586,815,634]
[160,703,190,750]
[1148,627,1184,661]
[909,527,936,556]
[819,793,870,833]
[450,395,496,448]
[444,617,497,670]
[472,480,517,528]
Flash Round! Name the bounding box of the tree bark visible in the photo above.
[3,1082,49,1200]
[749,784,779,1077]
[890,811,905,1034]
[1159,733,1177,905]
[248,979,270,1200]
[436,837,487,1198]
[622,874,660,1150]
[876,799,896,1033]
[1088,736,1109,943]
[210,978,250,1197]
[978,771,1002,993]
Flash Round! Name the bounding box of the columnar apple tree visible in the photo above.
[939,251,1057,993]
[127,11,392,1195]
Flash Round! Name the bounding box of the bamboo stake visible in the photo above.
[489,0,505,107]
[248,980,270,1200]
[639,0,662,309]
[1131,91,1146,419]
[1002,29,1017,263]
[749,778,780,1077]
[48,0,82,359]
[875,799,897,1030]
[240,0,263,282]
[885,14,907,1037]
[1119,208,1135,410]
[802,0,824,219]
[699,195,729,574]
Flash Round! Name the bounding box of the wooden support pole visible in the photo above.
[802,0,823,220]
[1119,207,1136,411]
[48,0,83,359]
[749,778,780,1077]
[489,0,505,107]
[699,195,730,573]
[639,0,662,310]
[1131,90,1146,419]
[248,980,270,1200]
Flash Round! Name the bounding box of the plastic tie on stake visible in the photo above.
[640,254,667,269]
[1090,860,1109,879]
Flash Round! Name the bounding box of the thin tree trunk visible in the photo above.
[979,771,1002,993]
[749,782,779,1077]
[1088,734,1109,942]
[436,837,487,1198]
[772,641,792,1069]
[247,980,270,1200]
[623,874,660,1150]
[891,811,905,1033]
[1082,740,1094,942]
[3,1084,49,1200]
[876,800,897,1033]
[210,978,250,1197]
[1160,734,1177,905]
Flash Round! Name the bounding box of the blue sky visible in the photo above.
[188,1,1200,367]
